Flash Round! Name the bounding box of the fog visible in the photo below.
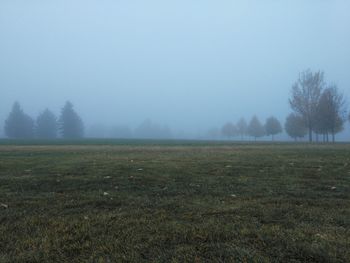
[1,0,349,139]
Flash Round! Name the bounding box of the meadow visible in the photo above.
[0,140,349,262]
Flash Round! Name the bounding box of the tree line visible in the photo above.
[220,70,349,142]
[3,70,350,141]
[288,70,348,142]
[221,116,282,141]
[4,101,84,139]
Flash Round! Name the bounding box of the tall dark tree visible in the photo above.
[285,113,307,141]
[247,116,265,141]
[58,101,84,139]
[236,118,248,140]
[265,116,282,141]
[221,122,237,139]
[36,109,58,139]
[289,70,324,142]
[4,102,34,138]
[315,86,347,142]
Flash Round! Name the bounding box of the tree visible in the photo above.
[221,122,236,139]
[134,119,172,139]
[4,102,34,138]
[285,113,307,141]
[58,101,84,139]
[289,70,324,142]
[236,118,248,140]
[265,116,282,141]
[36,109,58,139]
[247,116,265,141]
[314,86,347,142]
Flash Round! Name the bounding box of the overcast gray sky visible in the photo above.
[1,0,349,138]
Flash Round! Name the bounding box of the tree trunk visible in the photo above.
[332,131,335,143]
[308,127,312,142]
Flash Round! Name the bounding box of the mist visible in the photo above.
[1,0,349,140]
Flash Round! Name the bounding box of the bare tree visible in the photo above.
[221,122,236,139]
[289,70,324,142]
[285,113,307,141]
[265,116,282,141]
[247,116,265,141]
[315,85,347,142]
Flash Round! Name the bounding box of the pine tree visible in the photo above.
[4,102,34,138]
[58,101,84,139]
[36,109,58,139]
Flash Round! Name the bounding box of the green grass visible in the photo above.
[0,142,349,262]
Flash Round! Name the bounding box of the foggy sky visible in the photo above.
[1,0,349,138]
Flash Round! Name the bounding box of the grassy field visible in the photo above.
[0,141,349,262]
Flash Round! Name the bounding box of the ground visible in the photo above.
[0,140,349,262]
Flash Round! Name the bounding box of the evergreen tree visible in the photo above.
[247,116,265,141]
[36,109,58,139]
[265,116,282,141]
[58,101,84,139]
[4,102,34,138]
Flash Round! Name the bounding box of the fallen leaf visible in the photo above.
[0,203,8,209]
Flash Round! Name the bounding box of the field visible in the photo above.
[0,141,349,262]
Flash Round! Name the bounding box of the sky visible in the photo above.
[0,0,349,139]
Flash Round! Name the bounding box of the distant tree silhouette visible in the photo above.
[314,86,346,142]
[134,119,171,139]
[265,116,282,141]
[4,102,34,138]
[58,101,84,139]
[289,70,324,142]
[109,125,133,138]
[236,118,248,140]
[221,122,236,139]
[285,113,307,141]
[36,109,58,139]
[247,116,265,141]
